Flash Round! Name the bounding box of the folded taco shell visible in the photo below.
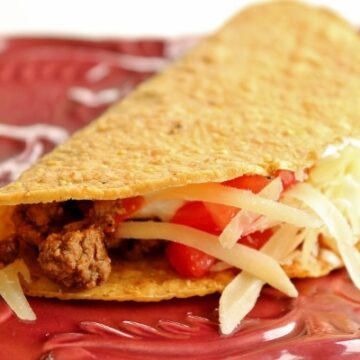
[0,2,359,300]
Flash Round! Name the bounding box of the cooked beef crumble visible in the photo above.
[12,203,65,245]
[89,200,124,234]
[0,236,19,266]
[115,239,164,261]
[38,227,111,289]
[9,200,162,290]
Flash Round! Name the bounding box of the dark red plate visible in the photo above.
[0,37,360,360]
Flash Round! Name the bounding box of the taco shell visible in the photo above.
[0,2,359,301]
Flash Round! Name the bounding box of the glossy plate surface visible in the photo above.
[0,37,360,360]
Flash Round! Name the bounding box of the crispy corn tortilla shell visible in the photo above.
[0,2,359,205]
[22,255,339,301]
[0,2,359,300]
[23,258,237,301]
[282,252,343,279]
[0,206,15,241]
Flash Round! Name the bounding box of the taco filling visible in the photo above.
[1,143,359,334]
[2,169,301,290]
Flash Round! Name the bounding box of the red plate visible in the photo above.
[0,37,360,360]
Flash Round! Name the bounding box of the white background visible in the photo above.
[0,0,358,38]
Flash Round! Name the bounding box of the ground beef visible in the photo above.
[63,220,88,232]
[113,239,165,260]
[37,226,111,289]
[12,203,64,245]
[0,236,19,266]
[24,203,64,228]
[11,199,163,289]
[89,200,124,234]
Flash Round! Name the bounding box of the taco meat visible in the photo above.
[0,236,19,266]
[13,203,65,246]
[5,199,162,289]
[37,226,111,289]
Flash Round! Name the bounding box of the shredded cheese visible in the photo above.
[320,249,342,268]
[287,183,360,288]
[299,228,319,268]
[220,273,263,335]
[242,217,279,237]
[146,183,321,229]
[310,146,360,241]
[219,225,301,335]
[117,221,297,297]
[219,177,283,249]
[0,259,36,321]
[210,261,233,272]
[127,144,359,335]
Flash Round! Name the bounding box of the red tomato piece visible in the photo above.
[205,175,272,230]
[223,174,272,193]
[203,203,238,230]
[168,202,219,278]
[171,201,220,235]
[166,242,216,278]
[114,196,144,224]
[274,169,297,191]
[167,175,277,278]
[238,228,273,250]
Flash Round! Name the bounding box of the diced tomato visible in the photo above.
[167,174,278,278]
[114,196,144,224]
[168,202,218,278]
[203,203,238,230]
[205,175,272,230]
[274,169,297,191]
[171,201,220,235]
[223,174,272,193]
[238,228,273,250]
[166,242,216,278]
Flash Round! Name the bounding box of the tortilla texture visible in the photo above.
[0,2,359,205]
[24,255,339,301]
[23,258,237,301]
[0,2,359,300]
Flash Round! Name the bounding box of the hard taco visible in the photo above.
[0,1,359,334]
